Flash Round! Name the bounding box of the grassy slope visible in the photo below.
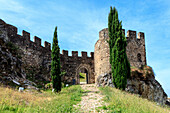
[80,73,86,82]
[1,85,169,113]
[99,87,170,113]
[0,85,82,113]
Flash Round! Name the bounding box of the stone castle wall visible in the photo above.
[60,50,94,84]
[0,19,146,84]
[0,19,95,84]
[1,19,168,105]
[0,19,51,69]
[94,28,147,79]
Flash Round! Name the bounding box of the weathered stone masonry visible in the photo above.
[94,28,147,79]
[0,19,95,84]
[1,19,168,105]
[60,50,94,84]
[0,19,52,80]
[0,19,146,84]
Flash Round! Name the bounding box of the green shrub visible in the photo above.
[45,82,53,89]
[6,42,19,53]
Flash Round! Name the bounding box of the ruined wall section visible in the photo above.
[0,19,95,83]
[94,28,147,79]
[0,19,51,69]
[60,50,95,84]
[0,19,52,80]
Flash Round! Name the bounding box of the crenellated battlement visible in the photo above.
[22,30,30,42]
[127,30,145,40]
[44,41,51,50]
[127,30,136,38]
[72,51,78,57]
[34,36,41,46]
[99,28,145,41]
[137,32,144,39]
[60,49,95,84]
[6,24,18,35]
[61,50,94,58]
[0,19,51,51]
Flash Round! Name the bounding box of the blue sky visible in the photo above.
[0,0,169,97]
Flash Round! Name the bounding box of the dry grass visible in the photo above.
[0,85,83,112]
[0,87,49,107]
[100,87,170,113]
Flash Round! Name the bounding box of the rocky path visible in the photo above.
[75,84,107,113]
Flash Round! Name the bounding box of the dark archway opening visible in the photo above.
[79,68,88,84]
[137,53,142,62]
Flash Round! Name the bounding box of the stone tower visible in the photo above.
[94,28,147,81]
[94,28,111,82]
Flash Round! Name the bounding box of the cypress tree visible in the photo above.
[108,7,119,63]
[51,26,61,92]
[108,7,130,90]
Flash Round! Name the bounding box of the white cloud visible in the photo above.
[0,0,24,12]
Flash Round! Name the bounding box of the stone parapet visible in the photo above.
[0,19,51,51]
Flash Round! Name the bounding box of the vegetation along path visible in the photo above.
[75,84,107,113]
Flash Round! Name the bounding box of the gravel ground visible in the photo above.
[74,84,108,113]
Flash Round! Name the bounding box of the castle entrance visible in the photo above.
[79,68,88,84]
[75,64,92,84]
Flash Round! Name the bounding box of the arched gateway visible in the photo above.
[60,50,95,84]
[75,64,92,84]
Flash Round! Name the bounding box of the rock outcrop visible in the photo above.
[166,98,170,106]
[96,73,114,87]
[97,66,167,105]
[0,37,26,86]
[0,33,47,89]
[126,66,167,105]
